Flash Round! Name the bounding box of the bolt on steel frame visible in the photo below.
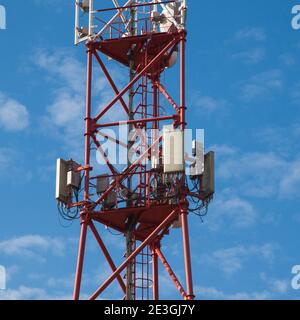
[73,0,196,300]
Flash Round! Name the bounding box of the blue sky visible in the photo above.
[0,0,300,300]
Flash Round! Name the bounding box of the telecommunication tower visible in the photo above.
[55,0,214,300]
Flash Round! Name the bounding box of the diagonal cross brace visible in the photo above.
[89,221,126,294]
[157,82,180,114]
[155,247,187,299]
[89,208,178,300]
[94,51,129,115]
[89,134,162,210]
[94,37,180,122]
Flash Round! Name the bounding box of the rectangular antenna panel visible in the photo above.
[96,175,110,194]
[202,151,215,198]
[190,140,204,177]
[56,158,69,204]
[67,171,81,189]
[163,125,184,173]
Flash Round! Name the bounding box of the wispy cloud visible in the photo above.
[232,48,265,64]
[260,273,290,294]
[0,148,15,170]
[190,92,228,114]
[33,48,126,159]
[0,235,66,259]
[218,148,300,200]
[289,81,300,103]
[233,27,266,42]
[0,92,29,132]
[278,53,295,67]
[207,193,257,230]
[209,144,238,157]
[0,148,33,183]
[32,49,89,158]
[279,160,300,199]
[219,151,286,198]
[0,285,73,300]
[239,70,283,102]
[195,286,271,300]
[199,243,278,276]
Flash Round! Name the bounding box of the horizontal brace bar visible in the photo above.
[94,37,179,121]
[95,115,177,128]
[94,1,175,13]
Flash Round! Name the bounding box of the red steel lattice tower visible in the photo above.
[55,0,213,300]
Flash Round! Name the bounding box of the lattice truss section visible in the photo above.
[54,0,214,301]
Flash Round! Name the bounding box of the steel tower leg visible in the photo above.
[155,247,187,299]
[73,222,88,300]
[73,43,93,300]
[179,31,194,300]
[151,243,159,300]
[180,209,194,300]
[125,2,137,300]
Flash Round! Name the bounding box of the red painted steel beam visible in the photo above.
[155,248,187,299]
[152,244,159,300]
[95,115,177,128]
[180,209,194,300]
[94,37,180,122]
[74,43,95,301]
[178,31,194,300]
[179,31,187,129]
[93,50,129,115]
[89,208,178,300]
[97,130,129,149]
[91,134,120,176]
[73,222,88,300]
[95,1,175,13]
[157,82,180,114]
[89,221,126,295]
[83,44,93,202]
[89,135,162,210]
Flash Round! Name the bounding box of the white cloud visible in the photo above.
[34,50,85,93]
[47,90,84,127]
[218,149,300,200]
[232,48,265,64]
[0,92,29,131]
[195,286,271,300]
[207,191,257,230]
[0,285,73,300]
[0,148,33,183]
[199,243,278,276]
[254,127,291,155]
[272,280,289,294]
[33,49,126,159]
[234,27,266,42]
[32,0,71,13]
[47,274,74,290]
[33,50,87,158]
[0,286,48,300]
[290,81,300,103]
[260,273,290,294]
[209,144,238,157]
[0,148,15,169]
[278,54,295,66]
[0,235,66,258]
[239,70,283,102]
[279,159,300,199]
[191,92,227,113]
